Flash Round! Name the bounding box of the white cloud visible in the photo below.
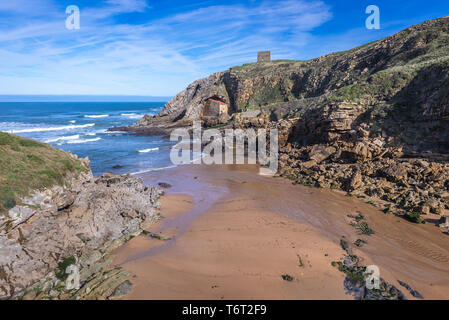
[105,0,149,12]
[0,0,334,95]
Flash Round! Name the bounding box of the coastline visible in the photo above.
[112,164,449,300]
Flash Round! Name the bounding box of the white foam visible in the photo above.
[104,130,124,134]
[69,120,76,124]
[67,137,102,144]
[131,165,177,175]
[138,147,160,153]
[121,113,145,119]
[45,135,80,143]
[5,123,95,134]
[84,114,109,118]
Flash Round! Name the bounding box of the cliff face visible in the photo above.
[135,16,449,152]
[127,16,449,228]
[0,133,162,300]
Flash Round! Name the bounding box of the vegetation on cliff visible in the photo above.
[129,16,449,227]
[136,16,449,153]
[0,132,86,214]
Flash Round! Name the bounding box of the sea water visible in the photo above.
[0,102,177,176]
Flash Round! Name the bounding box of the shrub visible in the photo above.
[407,211,424,224]
[4,198,16,209]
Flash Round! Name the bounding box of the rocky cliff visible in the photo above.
[130,16,449,152]
[124,16,449,227]
[0,133,162,300]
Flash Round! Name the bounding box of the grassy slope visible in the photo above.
[218,17,449,151]
[228,17,449,111]
[0,132,86,214]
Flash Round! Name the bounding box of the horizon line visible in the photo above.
[0,94,173,103]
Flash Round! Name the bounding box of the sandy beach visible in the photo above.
[113,164,449,300]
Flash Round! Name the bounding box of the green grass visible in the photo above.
[340,239,349,252]
[149,233,172,241]
[358,222,375,235]
[55,256,77,281]
[0,132,87,214]
[331,261,366,285]
[406,211,425,224]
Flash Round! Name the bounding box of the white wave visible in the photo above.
[131,165,178,176]
[67,137,102,144]
[84,114,109,118]
[69,120,76,124]
[45,135,80,143]
[84,133,96,136]
[4,123,95,134]
[120,113,144,119]
[104,130,125,134]
[138,147,160,153]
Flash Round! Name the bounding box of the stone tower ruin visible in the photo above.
[257,51,271,62]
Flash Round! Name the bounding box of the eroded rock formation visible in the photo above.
[0,161,162,300]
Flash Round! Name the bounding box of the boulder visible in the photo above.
[378,163,408,183]
[308,145,337,163]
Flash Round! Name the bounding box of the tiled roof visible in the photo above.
[208,99,228,105]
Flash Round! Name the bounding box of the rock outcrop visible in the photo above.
[0,163,162,300]
[124,17,449,153]
[115,17,449,229]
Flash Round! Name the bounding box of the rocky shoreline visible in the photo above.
[114,17,449,235]
[276,121,449,225]
[230,112,449,230]
[0,156,162,300]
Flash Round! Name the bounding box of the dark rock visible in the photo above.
[158,182,172,189]
[438,216,449,228]
[108,280,132,299]
[398,280,424,299]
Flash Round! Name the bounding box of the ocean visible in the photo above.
[0,102,177,176]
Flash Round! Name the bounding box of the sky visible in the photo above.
[0,0,448,97]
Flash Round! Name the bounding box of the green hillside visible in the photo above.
[0,132,87,214]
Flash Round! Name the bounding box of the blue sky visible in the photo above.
[0,0,448,96]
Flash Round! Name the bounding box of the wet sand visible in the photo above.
[113,164,449,300]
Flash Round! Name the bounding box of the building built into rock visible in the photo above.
[202,97,229,118]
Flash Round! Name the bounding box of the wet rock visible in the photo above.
[438,216,449,228]
[75,268,130,300]
[398,280,424,299]
[158,182,172,189]
[108,280,132,300]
